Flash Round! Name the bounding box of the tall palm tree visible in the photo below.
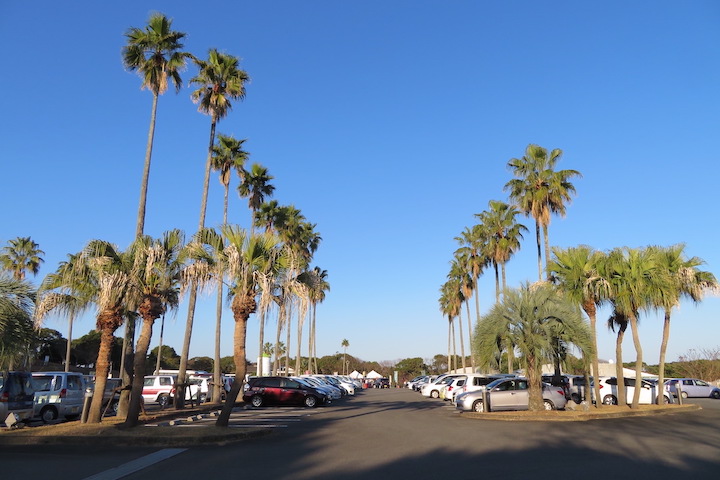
[215,226,287,427]
[124,230,186,427]
[505,145,580,280]
[177,49,249,406]
[548,246,611,407]
[447,263,469,371]
[254,200,282,233]
[475,201,527,299]
[439,280,465,371]
[455,224,490,356]
[648,244,718,401]
[475,283,592,411]
[0,236,45,281]
[35,253,92,372]
[238,163,275,234]
[341,339,349,375]
[122,12,192,238]
[0,274,35,369]
[298,267,329,374]
[606,247,668,408]
[209,134,248,395]
[211,134,250,225]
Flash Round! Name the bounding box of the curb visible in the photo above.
[460,404,702,421]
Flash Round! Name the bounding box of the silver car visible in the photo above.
[31,371,86,423]
[455,377,567,412]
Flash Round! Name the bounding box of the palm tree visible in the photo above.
[124,230,186,427]
[475,283,592,411]
[122,12,192,238]
[446,265,467,371]
[548,246,611,406]
[78,240,134,423]
[505,145,580,280]
[605,247,668,408]
[215,226,288,427]
[177,49,249,406]
[0,236,45,281]
[211,134,250,225]
[35,253,92,372]
[475,201,527,299]
[209,134,248,396]
[0,274,35,369]
[308,267,329,373]
[238,163,275,234]
[648,244,718,401]
[341,339,349,374]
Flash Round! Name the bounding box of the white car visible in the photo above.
[444,376,468,402]
[422,374,463,398]
[592,377,673,405]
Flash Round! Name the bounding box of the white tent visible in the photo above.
[349,370,362,379]
[366,370,382,379]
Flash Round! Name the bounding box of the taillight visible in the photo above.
[59,388,67,398]
[0,392,8,402]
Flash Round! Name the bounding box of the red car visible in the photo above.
[243,376,329,408]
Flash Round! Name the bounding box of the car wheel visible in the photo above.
[304,395,317,408]
[111,400,119,414]
[157,394,169,408]
[472,400,485,412]
[681,391,688,399]
[430,390,439,399]
[662,395,671,404]
[199,393,207,404]
[40,406,59,423]
[711,391,720,399]
[602,395,617,405]
[543,400,555,410]
[571,393,581,404]
[251,395,263,408]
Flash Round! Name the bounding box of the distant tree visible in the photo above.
[148,345,180,371]
[394,357,426,380]
[341,339,349,374]
[34,328,66,365]
[431,354,447,374]
[220,355,236,374]
[189,356,213,372]
[71,330,123,369]
[0,236,45,281]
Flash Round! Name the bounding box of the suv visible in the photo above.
[31,371,86,423]
[243,376,329,408]
[85,377,123,414]
[1,371,35,425]
[142,375,202,407]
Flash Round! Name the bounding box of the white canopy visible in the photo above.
[349,370,362,379]
[365,370,382,379]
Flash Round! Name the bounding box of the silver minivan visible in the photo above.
[31,371,86,423]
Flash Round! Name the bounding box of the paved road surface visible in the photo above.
[2,389,719,479]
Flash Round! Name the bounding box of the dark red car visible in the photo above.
[242,376,329,408]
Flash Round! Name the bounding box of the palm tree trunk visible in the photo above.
[457,308,466,372]
[178,117,218,408]
[216,309,249,427]
[273,302,285,375]
[494,263,500,301]
[527,354,543,411]
[585,304,602,409]
[125,315,155,427]
[501,262,507,293]
[465,299,474,370]
[285,301,292,375]
[506,339,514,375]
[155,314,165,374]
[447,319,451,374]
[451,319,457,372]
[257,309,266,376]
[117,320,135,418]
[535,220,542,281]
[87,325,116,424]
[629,314,643,408]
[615,323,627,405]
[295,303,307,375]
[64,312,75,373]
[657,309,671,405]
[543,225,551,281]
[135,92,159,238]
[213,280,223,402]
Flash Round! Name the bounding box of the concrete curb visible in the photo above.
[460,404,702,421]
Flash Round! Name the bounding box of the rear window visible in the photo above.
[258,377,282,388]
[67,375,83,390]
[32,375,55,391]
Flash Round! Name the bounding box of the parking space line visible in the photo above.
[82,448,187,480]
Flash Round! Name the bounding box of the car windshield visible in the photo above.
[31,375,54,391]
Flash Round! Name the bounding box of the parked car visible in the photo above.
[422,374,463,398]
[542,374,588,403]
[442,376,466,402]
[0,371,35,425]
[455,377,567,412]
[85,377,123,415]
[31,371,86,423]
[296,376,339,400]
[243,376,329,407]
[664,378,720,399]
[456,374,511,399]
[592,377,673,405]
[374,378,390,389]
[142,374,202,407]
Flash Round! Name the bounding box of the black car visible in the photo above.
[374,378,390,388]
[243,376,329,408]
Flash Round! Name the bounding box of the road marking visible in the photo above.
[82,448,187,480]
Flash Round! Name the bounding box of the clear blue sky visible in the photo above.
[2,1,719,368]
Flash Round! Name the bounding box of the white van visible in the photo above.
[31,372,86,423]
